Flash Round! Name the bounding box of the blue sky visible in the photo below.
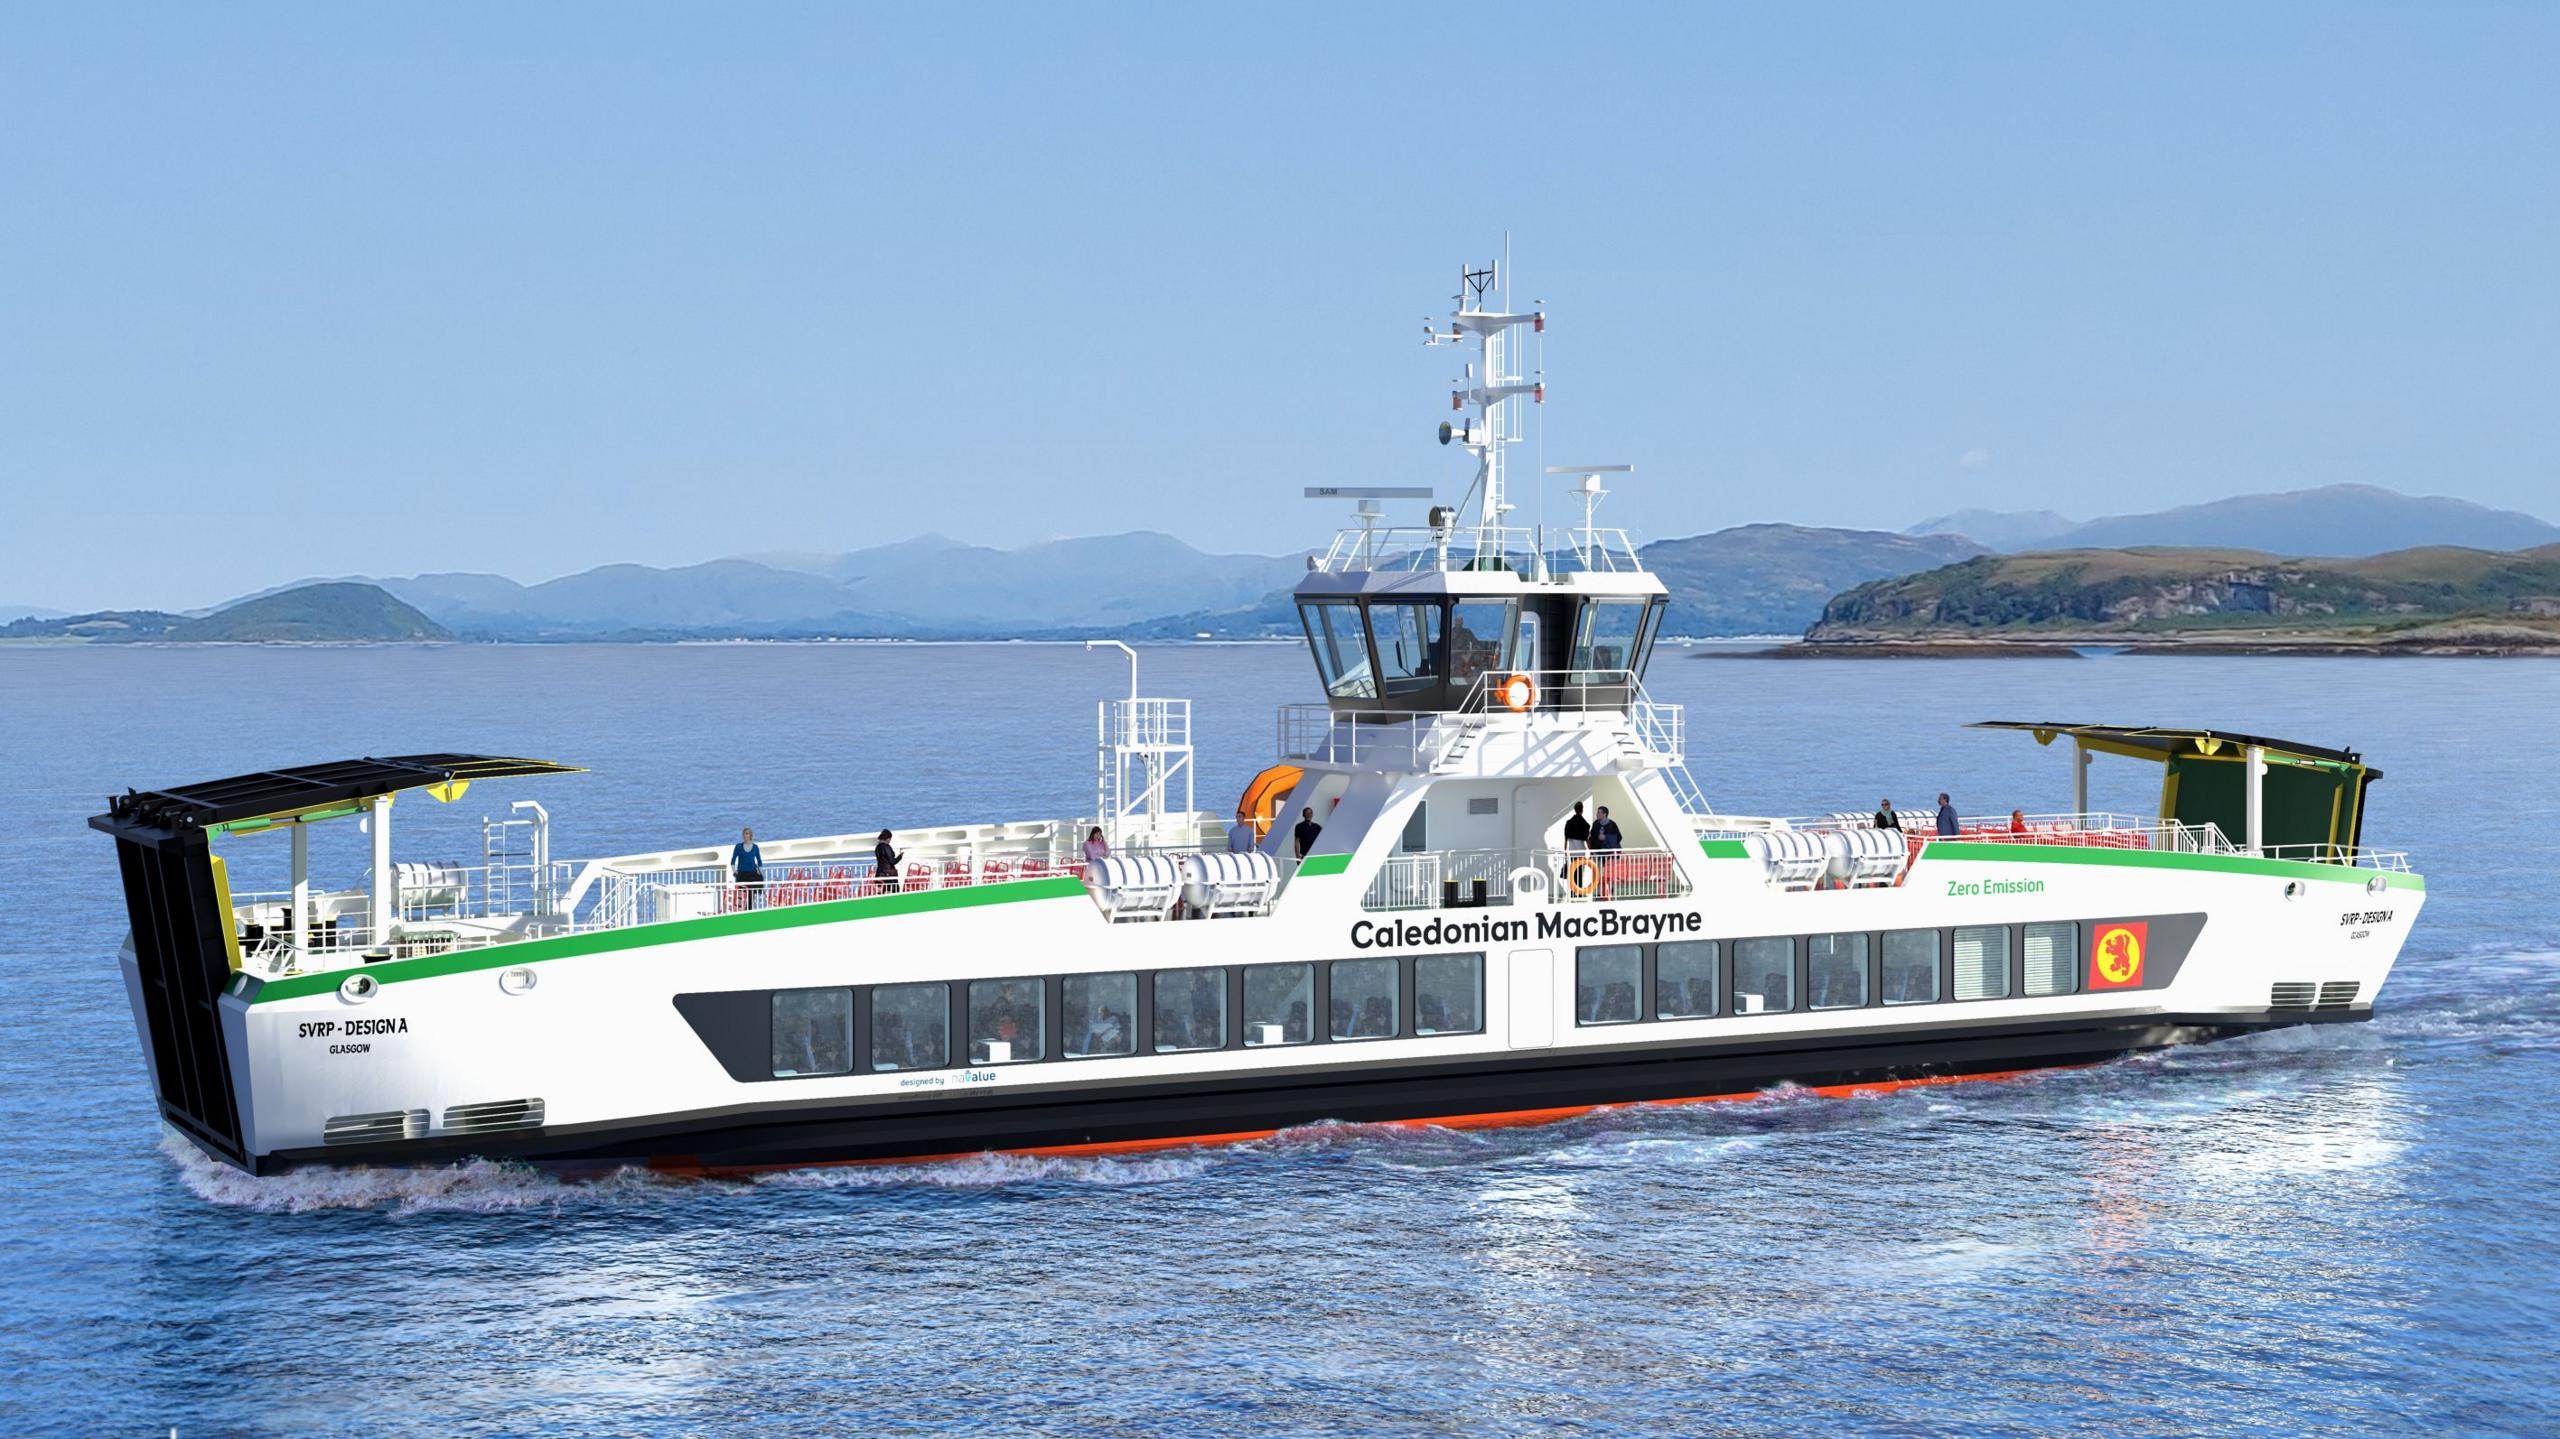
[4,4,2554,611]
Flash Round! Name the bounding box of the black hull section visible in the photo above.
[245,1009,2364,1177]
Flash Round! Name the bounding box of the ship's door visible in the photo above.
[1507,949,1555,1049]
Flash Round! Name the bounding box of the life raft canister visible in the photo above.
[1563,854,1600,896]
[1500,672,1537,713]
[1235,763,1305,842]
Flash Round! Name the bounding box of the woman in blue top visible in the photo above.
[730,827,764,908]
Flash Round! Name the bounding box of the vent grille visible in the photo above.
[441,1098,545,1134]
[323,1108,429,1145]
[2317,981,2361,1010]
[2270,982,2319,1011]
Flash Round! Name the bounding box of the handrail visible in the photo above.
[1315,524,1646,576]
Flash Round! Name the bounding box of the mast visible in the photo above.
[1429,258,1543,563]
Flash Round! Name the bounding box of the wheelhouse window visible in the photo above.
[1568,598,1652,684]
[1954,926,2011,1001]
[1370,603,1443,703]
[871,982,949,1071]
[2024,922,2079,997]
[771,988,853,1078]
[1656,940,1718,1019]
[968,977,1046,1064]
[1808,933,1869,1010]
[1062,972,1137,1058]
[1576,945,1641,1025]
[1447,600,1520,695]
[1415,953,1484,1035]
[1153,967,1229,1052]
[1734,937,1795,1014]
[1300,601,1376,701]
[1329,958,1400,1040]
[1244,962,1314,1046]
[1883,929,1941,1005]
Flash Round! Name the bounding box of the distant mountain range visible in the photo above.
[16,485,2556,644]
[205,532,1313,640]
[1907,484,2560,555]
[1641,526,1988,635]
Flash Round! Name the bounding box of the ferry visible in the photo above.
[94,261,2425,1177]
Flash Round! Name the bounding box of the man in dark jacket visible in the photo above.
[1563,801,1592,850]
[1591,806,1624,852]
[874,829,904,893]
[1293,807,1324,860]
[1935,794,1960,837]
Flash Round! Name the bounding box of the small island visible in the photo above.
[1762,544,2560,655]
[2,582,450,645]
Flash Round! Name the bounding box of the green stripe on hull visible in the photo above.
[251,876,1092,1003]
[1700,834,2421,890]
[1920,839,2425,890]
[1297,853,1352,877]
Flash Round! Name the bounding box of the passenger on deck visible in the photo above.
[873,829,904,893]
[730,827,765,909]
[1935,794,1960,837]
[2010,808,2029,835]
[1293,807,1323,860]
[1873,798,1901,830]
[1228,815,1258,854]
[1591,806,1624,852]
[1084,826,1111,864]
[1564,801,1592,852]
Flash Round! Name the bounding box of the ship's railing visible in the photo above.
[1361,845,1690,912]
[1316,524,1645,576]
[1279,671,1686,774]
[2257,842,2414,872]
[1701,812,2241,856]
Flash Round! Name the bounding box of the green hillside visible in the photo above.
[3,583,451,643]
[174,582,451,642]
[1810,544,2560,640]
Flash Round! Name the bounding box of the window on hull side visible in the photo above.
[1883,929,1941,1005]
[870,982,949,1072]
[968,978,1047,1065]
[1243,963,1314,1046]
[1329,958,1400,1040]
[2024,922,2079,997]
[1576,945,1641,1025]
[1656,940,1718,1019]
[1062,973,1137,1059]
[1153,968,1229,1053]
[1954,926,2010,1001]
[1808,933,1869,1010]
[771,988,853,1078]
[1734,937,1794,1014]
[1415,953,1484,1035]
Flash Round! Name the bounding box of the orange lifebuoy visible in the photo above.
[1500,672,1538,713]
[1563,855,1599,896]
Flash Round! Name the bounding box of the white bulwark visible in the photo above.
[93,262,2425,1177]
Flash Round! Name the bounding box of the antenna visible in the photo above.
[1305,487,1432,570]
[1544,464,1634,568]
[1427,251,1545,565]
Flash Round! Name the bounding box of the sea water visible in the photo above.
[2,643,2554,1436]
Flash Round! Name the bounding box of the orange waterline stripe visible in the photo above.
[640,1065,2067,1180]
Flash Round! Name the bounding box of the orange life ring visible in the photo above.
[1500,672,1538,713]
[1563,855,1599,896]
